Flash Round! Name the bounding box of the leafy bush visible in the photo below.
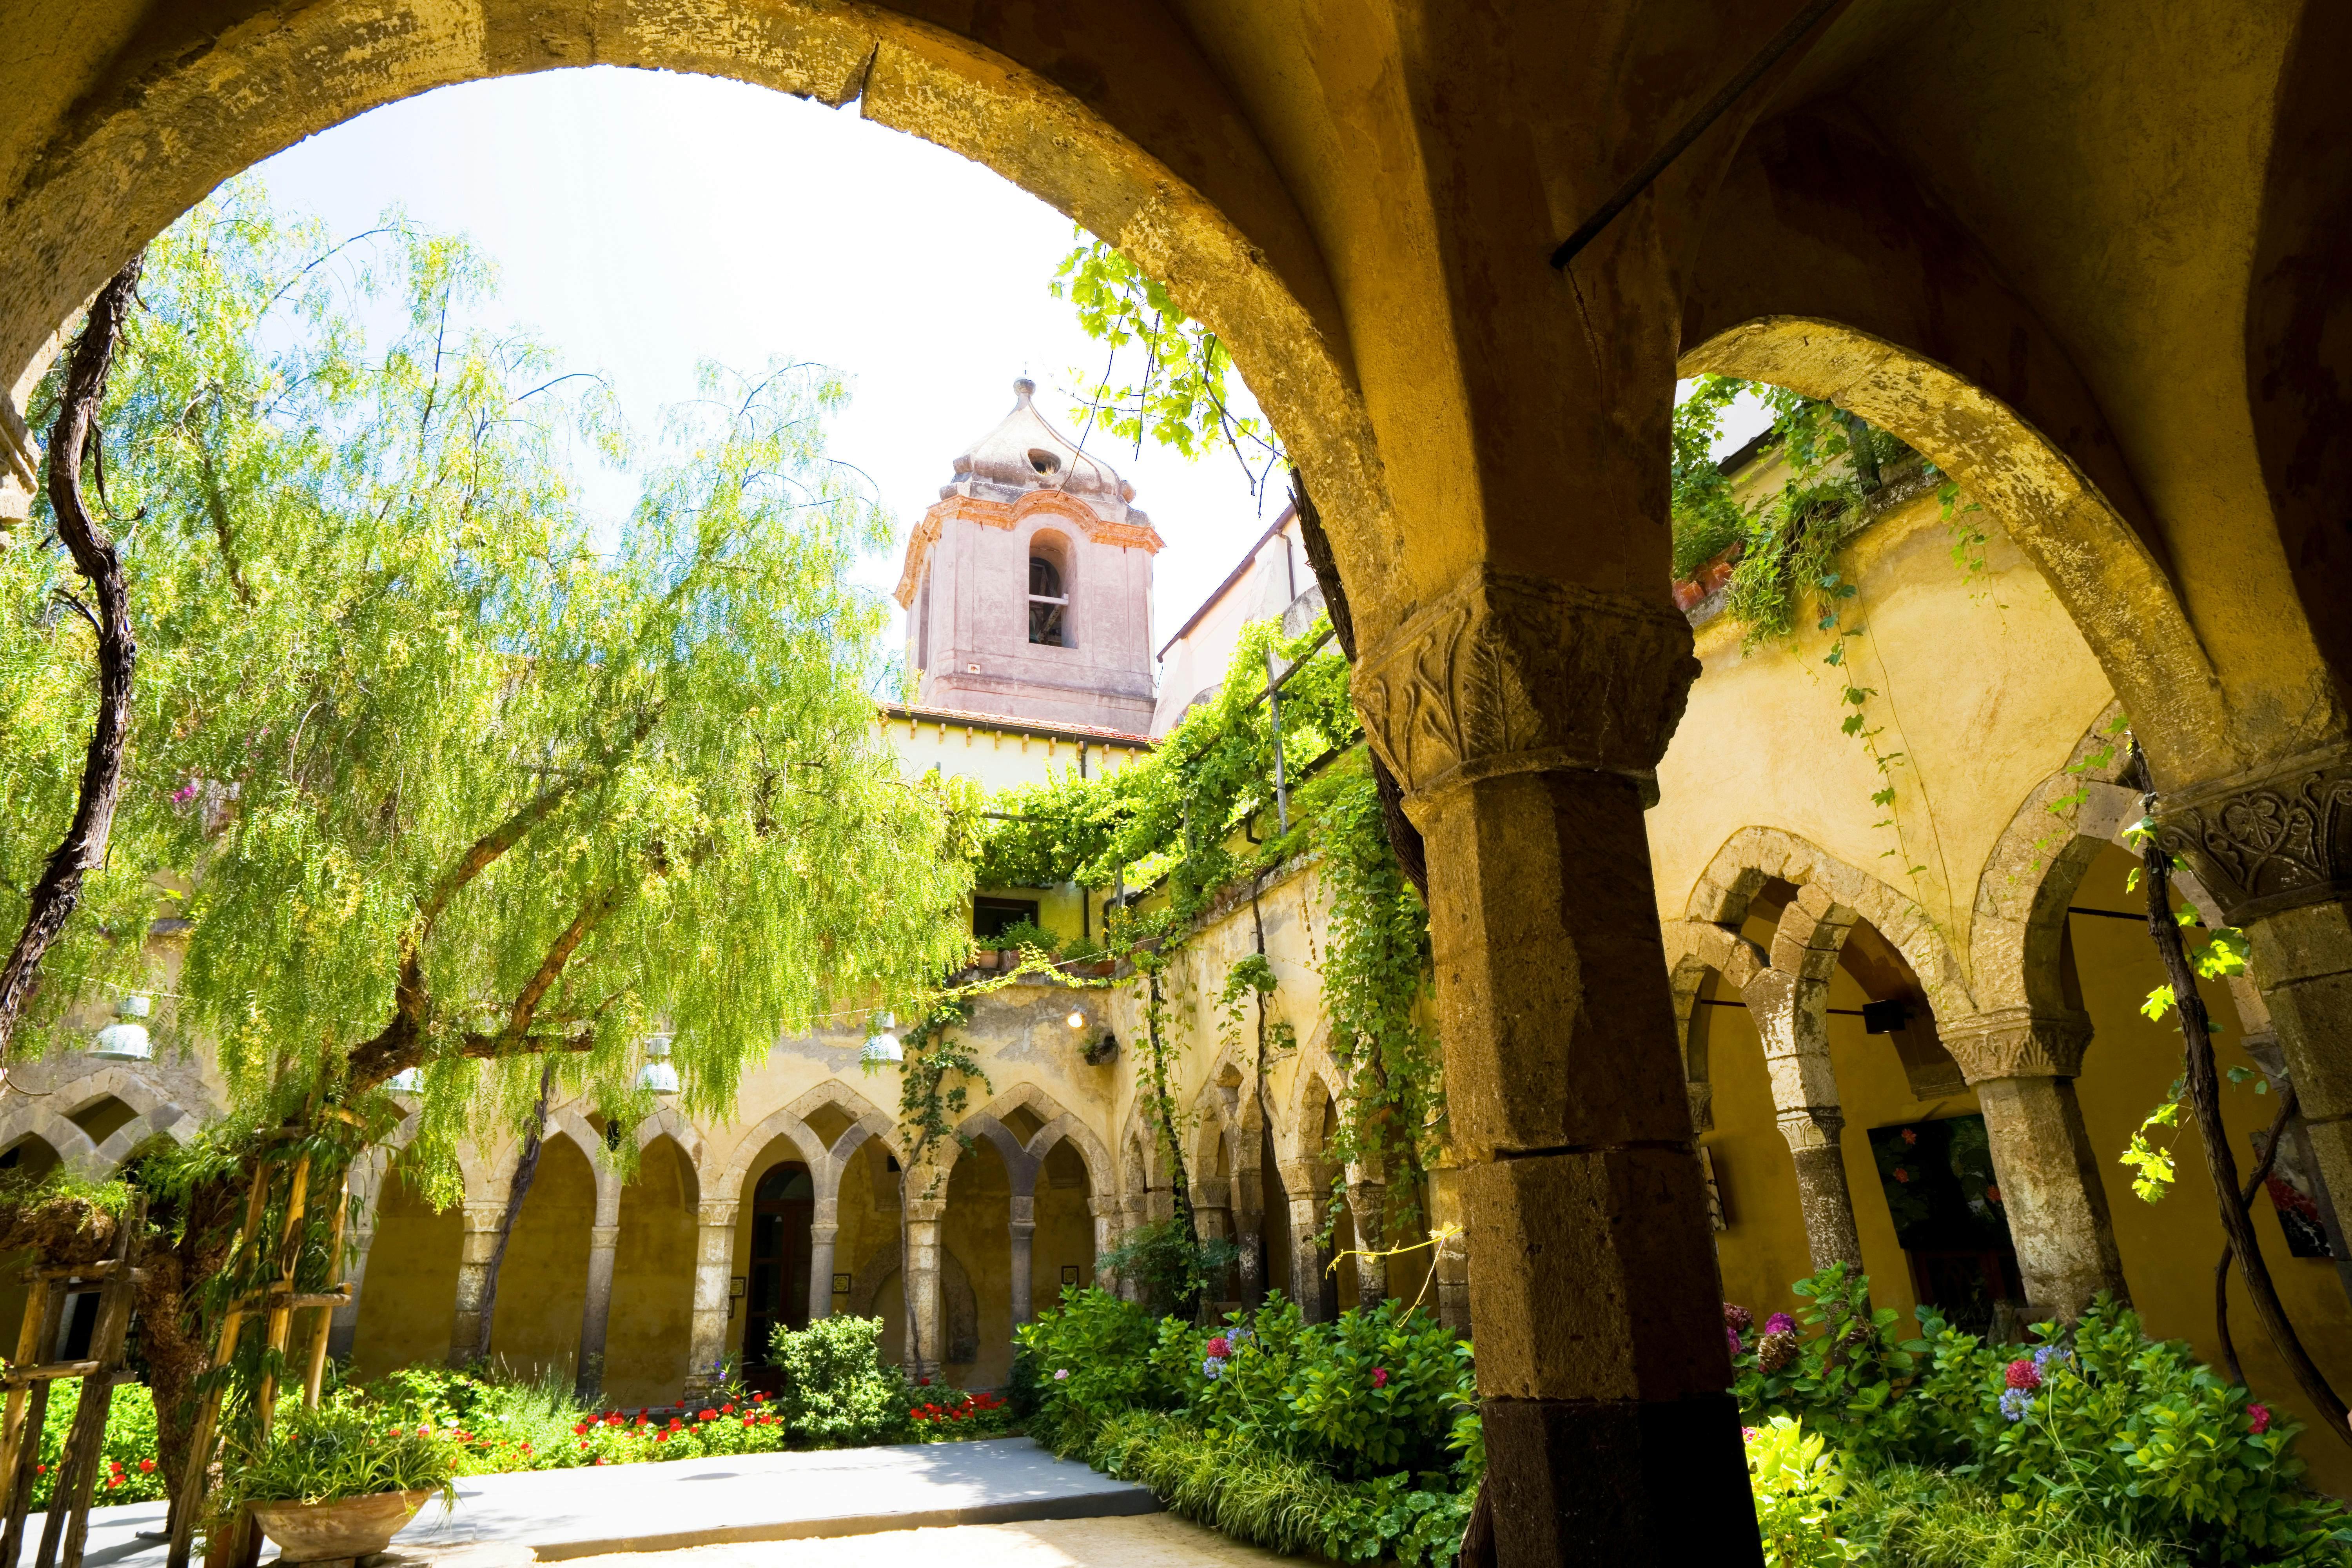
[1745,1418,1862,1567]
[768,1314,919,1448]
[1019,1289,1478,1567]
[1729,1270,2352,1566]
[1838,1464,2189,1568]
[1099,1218,1240,1318]
[27,1381,169,1508]
[227,1402,456,1505]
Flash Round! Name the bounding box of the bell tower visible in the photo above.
[896,379,1163,733]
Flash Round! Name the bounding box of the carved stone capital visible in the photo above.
[1775,1108,1844,1153]
[1352,566,1699,806]
[2154,744,2352,926]
[1940,1008,2092,1084]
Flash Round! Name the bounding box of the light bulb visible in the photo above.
[1066,1007,1087,1030]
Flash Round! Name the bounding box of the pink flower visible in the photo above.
[2249,1403,2272,1435]
[1763,1313,1796,1336]
[170,781,199,808]
[1900,1128,1917,1145]
[1741,1426,1759,1442]
[1371,1368,1389,1390]
[1205,1336,1231,1358]
[2005,1359,2042,1391]
[1722,1304,1753,1336]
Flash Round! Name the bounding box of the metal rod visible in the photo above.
[1549,0,1844,269]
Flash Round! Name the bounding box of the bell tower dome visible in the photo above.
[895,379,1163,732]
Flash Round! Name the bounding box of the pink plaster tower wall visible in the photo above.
[895,379,1163,734]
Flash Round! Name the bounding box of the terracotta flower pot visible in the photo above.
[249,1488,437,1564]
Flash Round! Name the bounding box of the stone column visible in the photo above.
[1355,567,1752,1563]
[903,1196,944,1381]
[1426,1165,1472,1336]
[573,1171,622,1401]
[1282,1171,1328,1320]
[1347,1175,1388,1305]
[324,1219,374,1362]
[1943,1009,2126,1316]
[1089,1196,1118,1291]
[1230,1164,1265,1304]
[682,1198,740,1403]
[1009,1195,1037,1327]
[806,1201,840,1326]
[447,1199,505,1365]
[1737,961,1864,1272]
[2156,749,2352,1237]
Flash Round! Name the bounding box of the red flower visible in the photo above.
[1205,1336,1231,1358]
[1371,1368,1390,1390]
[1893,1168,1910,1184]
[519,1443,532,1453]
[752,1392,767,1403]
[2005,1359,2042,1391]
[2249,1403,2272,1435]
[1900,1128,1918,1145]
[917,1377,931,1387]
[722,1404,736,1415]
[655,1432,669,1443]
[1986,1185,2002,1203]
[573,1423,588,1435]
[699,1409,717,1421]
[138,1460,154,1473]
[106,1476,122,1490]
[595,1457,608,1466]
[34,1466,43,1476]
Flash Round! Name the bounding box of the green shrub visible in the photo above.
[1099,1218,1240,1318]
[1730,1272,2352,1566]
[767,1315,918,1448]
[1089,1409,1471,1568]
[1018,1285,1174,1454]
[227,1402,456,1505]
[27,1381,169,1507]
[1838,1464,2190,1568]
[1745,1417,1863,1567]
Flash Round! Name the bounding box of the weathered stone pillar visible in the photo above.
[1230,1164,1265,1303]
[903,1195,944,1381]
[1742,892,1866,1272]
[1942,1009,2125,1317]
[324,1219,374,1362]
[2156,750,2352,1237]
[806,1204,840,1326]
[1426,1165,1472,1335]
[574,1224,620,1403]
[448,1199,505,1365]
[1089,1196,1118,1292]
[1009,1195,1037,1327]
[1347,1174,1388,1305]
[1355,567,1751,1564]
[1281,1167,1328,1320]
[682,1198,740,1402]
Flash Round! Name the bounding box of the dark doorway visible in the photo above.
[1866,1115,2022,1336]
[744,1163,814,1376]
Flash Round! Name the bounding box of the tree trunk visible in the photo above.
[471,1060,556,1365]
[0,254,144,1062]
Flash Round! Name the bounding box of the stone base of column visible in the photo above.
[1482,1393,1760,1566]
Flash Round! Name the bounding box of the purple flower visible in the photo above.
[1763,1312,1796,1337]
[1053,1369,1069,1381]
[1722,1303,1753,1336]
[1370,1368,1389,1390]
[170,780,199,808]
[1999,1388,2033,1422]
[1201,1357,1225,1380]
[2248,1403,2272,1435]
[1726,1325,1742,1355]
[2032,1344,2065,1372]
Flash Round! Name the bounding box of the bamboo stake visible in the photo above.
[301,1167,348,1408]
[38,1199,141,1568]
[0,1289,67,1568]
[0,1269,54,1523]
[169,1157,274,1568]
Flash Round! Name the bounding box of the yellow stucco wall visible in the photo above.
[485,1136,593,1387]
[604,1138,695,1411]
[351,1157,461,1382]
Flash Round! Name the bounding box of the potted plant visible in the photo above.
[228,1403,456,1564]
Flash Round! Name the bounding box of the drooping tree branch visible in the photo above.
[2131,742,2350,1447]
[1288,467,1426,900]
[471,1056,556,1365]
[0,254,146,1064]
[2216,1085,2299,1389]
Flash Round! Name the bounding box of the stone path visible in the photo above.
[41,1438,1159,1566]
[403,1517,1288,1568]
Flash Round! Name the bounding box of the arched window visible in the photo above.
[1028,537,1070,646]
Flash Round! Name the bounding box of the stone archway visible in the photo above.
[0,3,1403,616]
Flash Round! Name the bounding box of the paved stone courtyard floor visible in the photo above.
[43,1439,1220,1568]
[400,1517,1291,1568]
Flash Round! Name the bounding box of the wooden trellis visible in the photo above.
[0,1194,147,1568]
[166,1128,353,1568]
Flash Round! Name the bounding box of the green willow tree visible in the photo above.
[0,185,974,1483]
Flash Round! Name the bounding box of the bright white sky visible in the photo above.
[249,66,1286,661]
